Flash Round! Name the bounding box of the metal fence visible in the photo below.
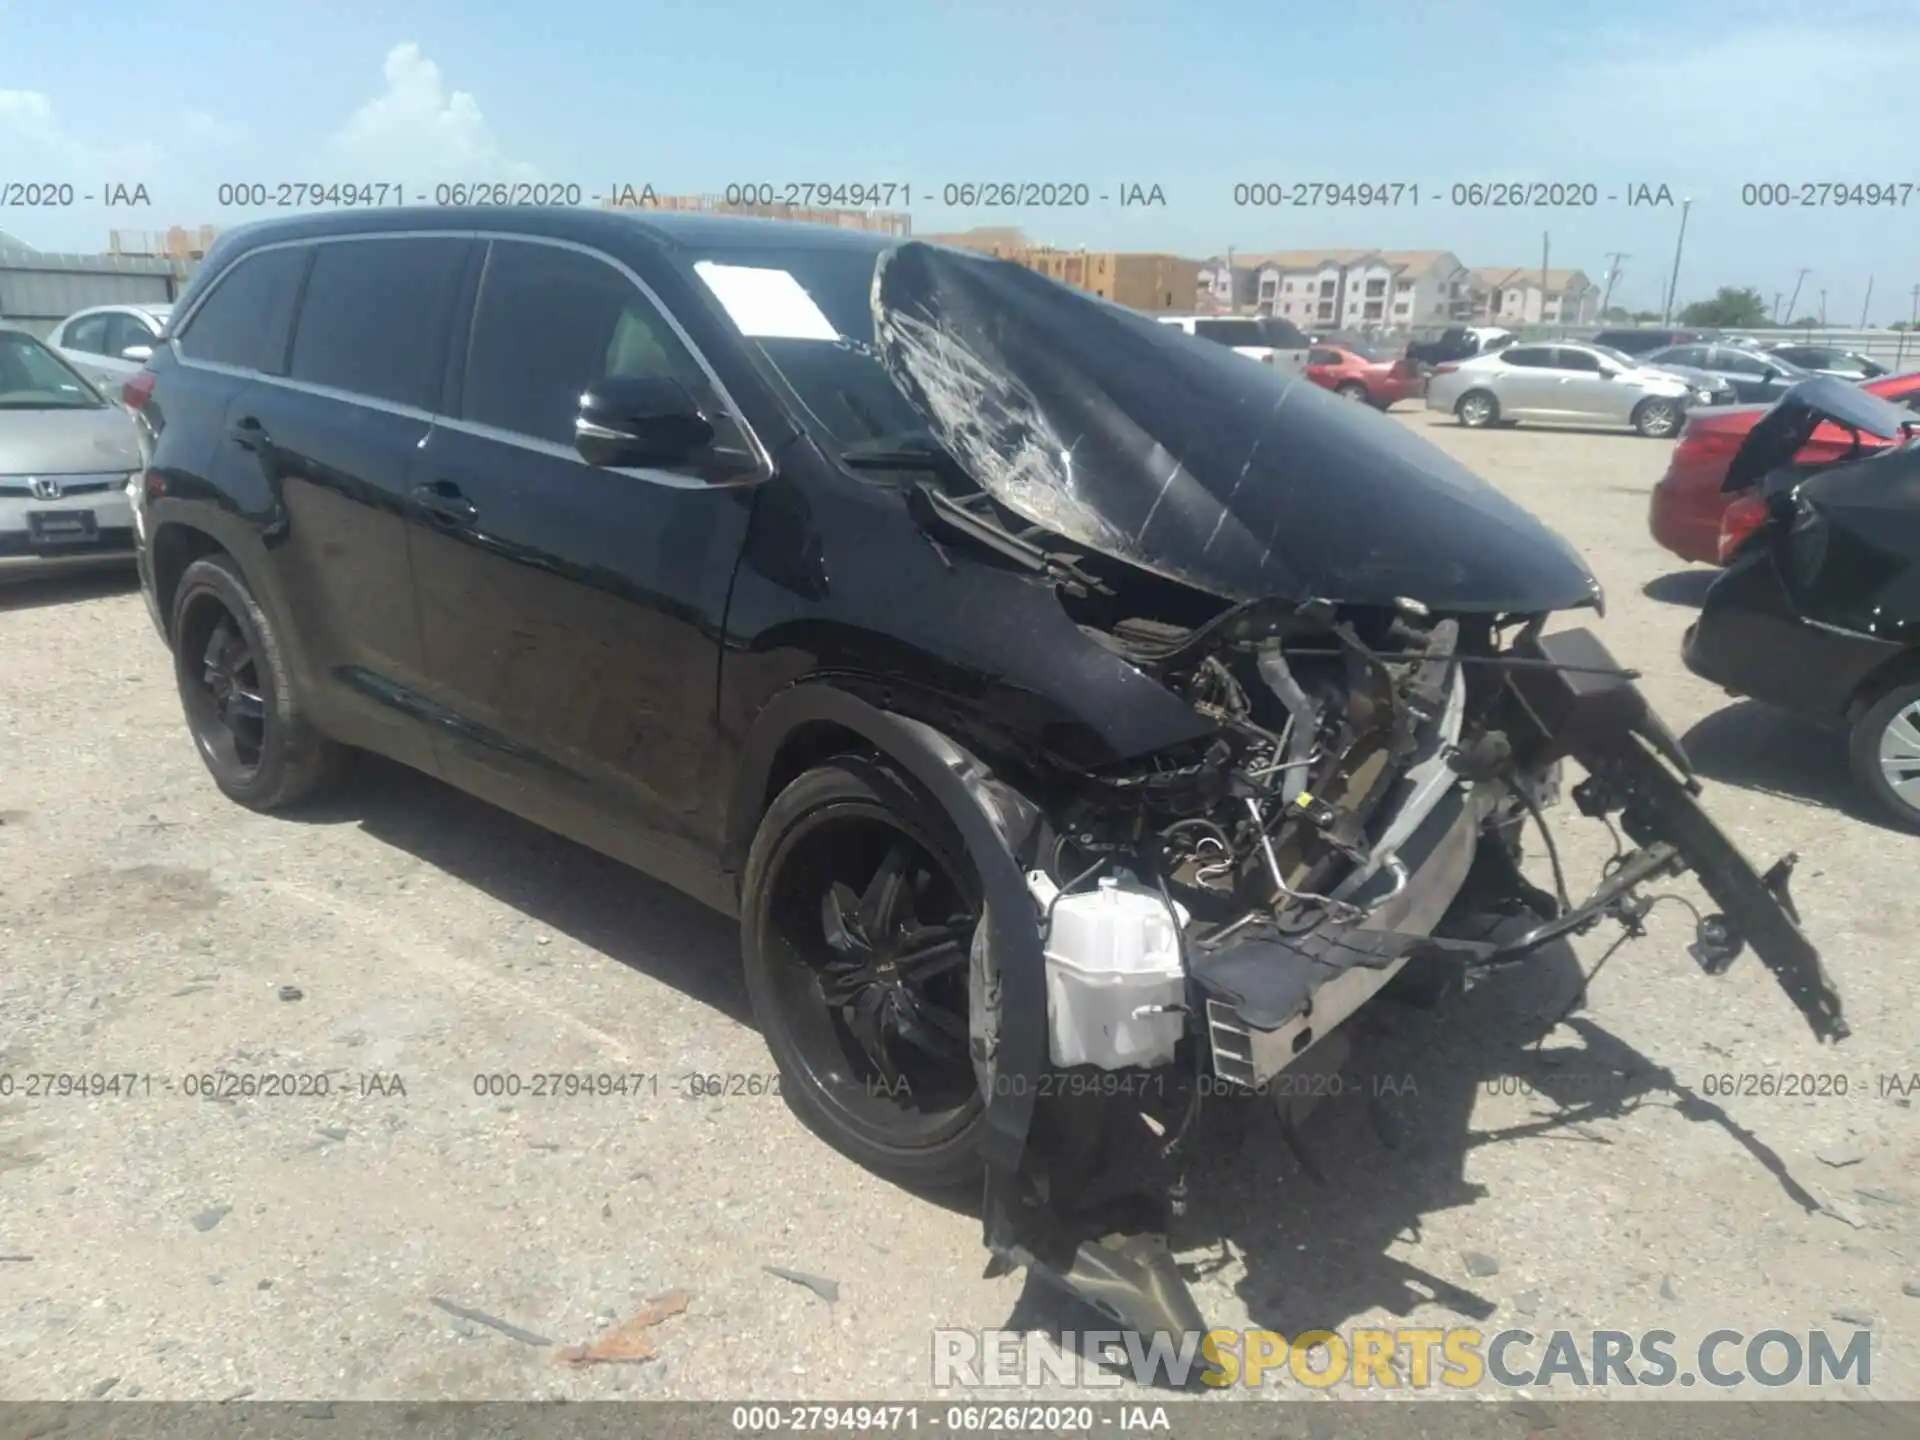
[1400,319,1919,369]
[0,247,195,337]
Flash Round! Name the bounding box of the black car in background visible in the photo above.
[128,206,1846,1339]
[1591,327,1714,356]
[1685,377,1920,830]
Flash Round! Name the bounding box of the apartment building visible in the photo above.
[1471,267,1599,325]
[919,237,1198,313]
[1199,250,1474,328]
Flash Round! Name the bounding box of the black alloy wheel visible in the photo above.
[741,759,986,1189]
[170,553,348,810]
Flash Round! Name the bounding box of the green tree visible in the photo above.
[1677,286,1771,328]
[1599,306,1633,322]
[1787,315,1820,328]
[1631,309,1662,322]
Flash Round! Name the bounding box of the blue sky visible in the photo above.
[4,0,1918,320]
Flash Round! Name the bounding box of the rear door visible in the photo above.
[52,312,126,390]
[405,236,768,893]
[224,233,474,772]
[1707,345,1784,403]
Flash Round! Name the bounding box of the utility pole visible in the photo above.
[1540,231,1550,330]
[1599,252,1629,317]
[1784,268,1811,326]
[1819,290,1828,328]
[1900,284,1919,370]
[1661,198,1691,325]
[1859,275,1874,330]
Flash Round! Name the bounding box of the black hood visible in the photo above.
[1725,374,1914,493]
[870,242,1600,614]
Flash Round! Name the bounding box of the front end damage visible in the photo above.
[853,242,1848,1342]
[957,601,1845,1340]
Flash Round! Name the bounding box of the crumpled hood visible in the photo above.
[871,242,1599,613]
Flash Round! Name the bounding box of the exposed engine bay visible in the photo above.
[847,238,1851,1346]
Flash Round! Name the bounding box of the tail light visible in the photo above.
[123,370,156,411]
[1717,491,1769,562]
[1671,421,1744,475]
[1261,353,1275,365]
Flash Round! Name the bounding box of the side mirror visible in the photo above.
[574,376,716,469]
[121,344,153,362]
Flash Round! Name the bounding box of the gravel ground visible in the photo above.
[1,411,1915,1403]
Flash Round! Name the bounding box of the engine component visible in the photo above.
[1027,870,1190,1070]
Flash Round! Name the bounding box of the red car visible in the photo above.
[1305,343,1427,410]
[1650,368,1920,565]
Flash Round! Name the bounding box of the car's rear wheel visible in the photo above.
[1849,681,1920,832]
[1456,390,1499,428]
[1336,381,1369,404]
[1633,397,1683,439]
[170,553,349,810]
[741,757,986,1191]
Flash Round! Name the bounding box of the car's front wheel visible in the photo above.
[170,553,350,810]
[1336,381,1370,404]
[741,756,986,1191]
[1633,397,1683,439]
[1456,390,1499,428]
[1849,681,1920,832]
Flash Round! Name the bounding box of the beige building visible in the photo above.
[1470,267,1599,324]
[916,232,1198,313]
[1200,250,1475,328]
[109,225,220,261]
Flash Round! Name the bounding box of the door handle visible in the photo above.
[226,415,271,452]
[409,480,478,526]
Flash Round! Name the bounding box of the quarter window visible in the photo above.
[460,240,716,449]
[289,237,469,409]
[177,246,310,372]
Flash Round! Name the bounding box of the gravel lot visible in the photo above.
[2,411,1915,1403]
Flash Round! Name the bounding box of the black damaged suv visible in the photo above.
[130,207,1843,1338]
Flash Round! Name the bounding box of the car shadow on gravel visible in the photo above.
[1680,700,1888,826]
[1642,570,1717,607]
[1004,927,1827,1383]
[283,753,753,1025]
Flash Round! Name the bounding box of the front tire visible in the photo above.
[1849,681,1920,832]
[1456,390,1499,428]
[1633,397,1683,439]
[1336,381,1370,404]
[170,553,349,810]
[740,757,986,1191]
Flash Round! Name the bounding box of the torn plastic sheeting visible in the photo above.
[869,241,1598,615]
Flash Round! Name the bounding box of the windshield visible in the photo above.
[1592,344,1643,369]
[687,242,926,449]
[0,331,105,410]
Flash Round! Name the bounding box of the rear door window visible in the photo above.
[103,313,156,357]
[288,236,470,409]
[1500,346,1554,367]
[1711,346,1769,377]
[62,314,112,355]
[1309,348,1342,366]
[1194,319,1266,347]
[177,246,310,372]
[1553,347,1601,372]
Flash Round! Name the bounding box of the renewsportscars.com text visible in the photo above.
[932,1326,1872,1390]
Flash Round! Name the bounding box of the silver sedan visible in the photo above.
[1425,340,1712,437]
[0,326,143,578]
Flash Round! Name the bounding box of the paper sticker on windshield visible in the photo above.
[694,262,840,341]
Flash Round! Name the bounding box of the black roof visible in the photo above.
[210,205,902,260]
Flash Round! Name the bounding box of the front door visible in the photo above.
[406,236,766,898]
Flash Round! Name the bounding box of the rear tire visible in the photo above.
[1849,681,1920,833]
[1456,390,1499,428]
[170,553,350,811]
[1336,381,1370,404]
[741,757,987,1192]
[1633,397,1683,439]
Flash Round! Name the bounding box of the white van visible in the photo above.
[1157,314,1311,376]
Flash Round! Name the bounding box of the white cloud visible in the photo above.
[323,43,536,183]
[0,89,166,175]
